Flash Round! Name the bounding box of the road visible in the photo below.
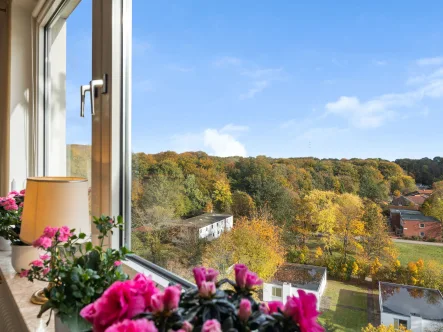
[392,238,443,247]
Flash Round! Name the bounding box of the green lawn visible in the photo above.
[318,280,374,332]
[395,242,443,265]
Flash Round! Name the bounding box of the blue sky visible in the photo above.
[66,1,443,160]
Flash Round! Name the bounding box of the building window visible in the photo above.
[272,287,282,297]
[420,232,425,237]
[419,223,425,228]
[394,319,408,329]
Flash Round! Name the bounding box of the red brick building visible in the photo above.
[390,209,442,240]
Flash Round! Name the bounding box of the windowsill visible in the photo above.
[0,251,54,332]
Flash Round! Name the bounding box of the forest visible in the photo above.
[395,157,443,185]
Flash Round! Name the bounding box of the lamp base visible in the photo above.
[31,288,48,305]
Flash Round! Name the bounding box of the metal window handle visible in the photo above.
[80,85,91,117]
[89,74,108,115]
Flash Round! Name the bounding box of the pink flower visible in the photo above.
[245,271,262,289]
[198,281,216,298]
[130,273,159,311]
[40,254,51,261]
[234,264,248,288]
[202,319,221,332]
[104,319,158,332]
[8,190,19,197]
[43,226,58,239]
[193,267,219,288]
[42,267,50,276]
[30,259,44,268]
[284,291,323,332]
[151,292,165,313]
[114,261,122,267]
[259,302,270,314]
[19,189,25,195]
[19,269,29,278]
[89,281,145,331]
[181,321,193,332]
[163,286,181,311]
[238,299,252,321]
[268,301,284,314]
[80,303,96,324]
[33,236,53,249]
[58,226,72,242]
[205,268,219,283]
[19,202,24,208]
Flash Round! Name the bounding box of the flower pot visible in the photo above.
[55,315,70,332]
[0,236,11,251]
[55,313,91,332]
[11,244,43,274]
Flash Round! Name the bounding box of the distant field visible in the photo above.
[395,242,443,265]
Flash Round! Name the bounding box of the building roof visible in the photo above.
[397,210,440,223]
[379,282,443,321]
[406,195,426,206]
[180,213,233,228]
[270,263,327,292]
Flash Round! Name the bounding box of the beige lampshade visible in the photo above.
[20,177,91,245]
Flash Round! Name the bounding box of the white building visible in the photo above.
[263,264,327,310]
[183,213,233,240]
[379,282,443,331]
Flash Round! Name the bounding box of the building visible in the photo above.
[379,282,443,331]
[391,195,426,208]
[182,213,233,240]
[390,209,441,239]
[263,264,327,310]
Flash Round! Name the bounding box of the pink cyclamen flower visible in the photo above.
[19,189,25,195]
[234,264,248,288]
[30,259,44,268]
[284,291,323,332]
[205,268,219,283]
[181,321,193,332]
[80,303,96,324]
[8,190,19,197]
[238,299,252,321]
[151,292,165,313]
[202,319,222,332]
[104,319,158,332]
[245,271,263,289]
[40,254,51,261]
[42,267,50,276]
[43,226,58,239]
[33,236,53,249]
[163,286,181,311]
[259,302,270,314]
[89,281,145,332]
[130,273,159,311]
[198,281,216,298]
[193,267,206,288]
[268,301,284,314]
[114,261,122,267]
[19,269,29,278]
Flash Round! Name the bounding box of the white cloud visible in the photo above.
[167,64,194,73]
[240,80,269,100]
[407,67,443,85]
[373,60,387,66]
[220,124,249,133]
[213,56,242,67]
[171,125,248,157]
[325,77,443,128]
[417,56,443,66]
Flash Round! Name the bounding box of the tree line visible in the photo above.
[395,157,443,185]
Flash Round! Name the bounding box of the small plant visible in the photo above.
[22,215,131,331]
[0,190,25,243]
[81,263,324,332]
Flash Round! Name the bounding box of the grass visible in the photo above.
[395,242,443,265]
[318,280,374,332]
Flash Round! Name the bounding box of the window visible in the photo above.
[272,287,282,298]
[394,319,408,329]
[420,232,425,237]
[419,223,425,228]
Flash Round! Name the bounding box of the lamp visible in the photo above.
[20,177,91,304]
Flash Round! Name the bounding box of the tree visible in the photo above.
[359,166,389,202]
[212,178,233,212]
[334,193,365,260]
[231,191,255,218]
[422,194,443,222]
[203,218,285,281]
[362,323,410,332]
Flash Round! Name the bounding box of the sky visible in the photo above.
[66,1,443,161]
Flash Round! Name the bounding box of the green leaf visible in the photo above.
[85,242,93,251]
[37,300,53,318]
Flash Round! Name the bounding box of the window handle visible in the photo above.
[89,74,108,115]
[80,84,91,117]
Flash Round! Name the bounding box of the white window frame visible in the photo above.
[419,223,425,228]
[420,231,425,237]
[393,318,408,329]
[272,286,282,298]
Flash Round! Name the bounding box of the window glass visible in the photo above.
[129,0,443,308]
[272,287,282,297]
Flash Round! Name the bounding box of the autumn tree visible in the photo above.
[422,193,443,221]
[231,190,255,218]
[212,178,233,212]
[334,193,365,260]
[203,218,285,281]
[362,323,410,332]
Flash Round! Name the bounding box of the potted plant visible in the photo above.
[22,215,131,332]
[0,190,25,251]
[80,264,324,332]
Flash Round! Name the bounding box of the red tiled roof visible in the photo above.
[406,195,426,205]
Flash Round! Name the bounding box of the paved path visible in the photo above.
[393,238,443,246]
